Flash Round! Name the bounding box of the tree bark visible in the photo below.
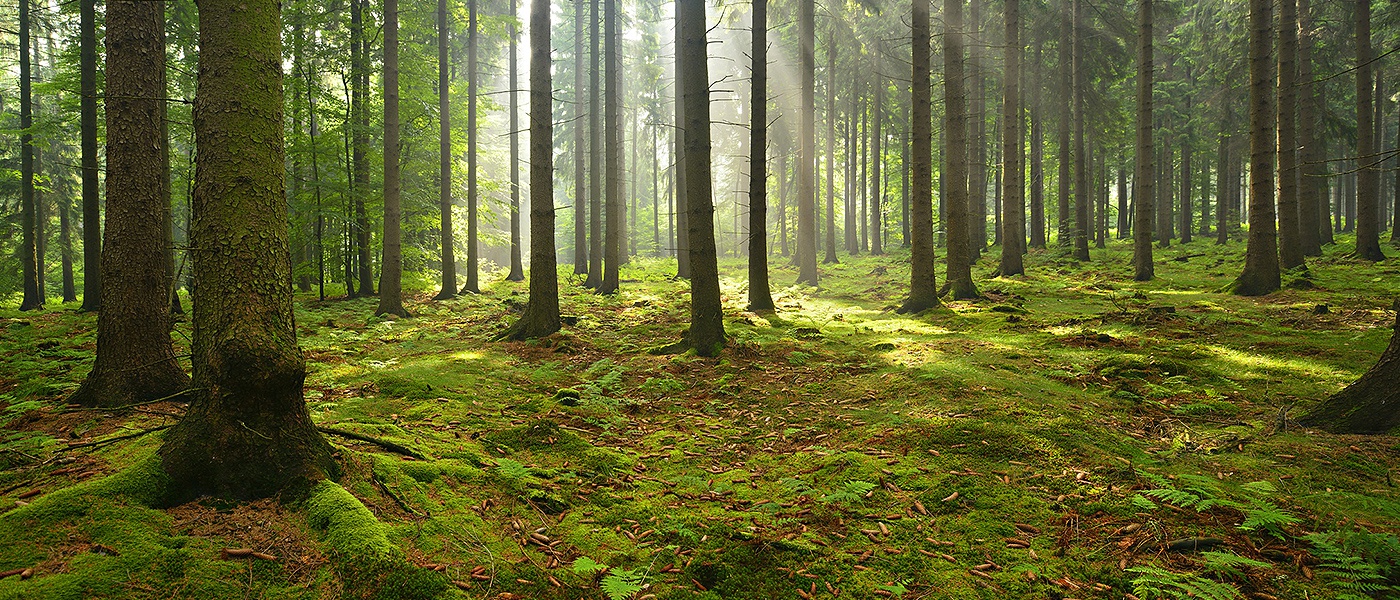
[507,0,525,282]
[1298,0,1322,255]
[586,0,604,287]
[1000,0,1024,276]
[18,0,41,312]
[900,0,941,312]
[376,0,410,316]
[434,0,458,299]
[1354,0,1385,261]
[1071,0,1090,262]
[80,0,101,312]
[500,0,562,341]
[161,0,335,498]
[748,0,775,311]
[352,0,374,297]
[823,27,840,265]
[462,0,482,294]
[1030,45,1045,249]
[70,0,190,408]
[1133,0,1155,280]
[1180,128,1193,244]
[1276,0,1305,270]
[944,0,977,300]
[1056,6,1071,251]
[573,0,588,274]
[679,0,725,356]
[1235,0,1281,296]
[871,54,885,257]
[599,0,622,294]
[796,0,819,286]
[1301,301,1400,433]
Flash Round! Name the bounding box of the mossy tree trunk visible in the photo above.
[377,0,409,316]
[1235,0,1280,296]
[1133,0,1154,281]
[1302,303,1400,433]
[499,0,561,341]
[70,0,190,408]
[899,0,941,313]
[161,0,335,498]
[747,0,775,312]
[679,0,725,357]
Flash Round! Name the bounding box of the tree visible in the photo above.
[69,0,191,408]
[573,0,588,275]
[376,0,410,316]
[434,0,458,300]
[1030,45,1046,249]
[999,0,1024,276]
[944,0,977,300]
[352,0,374,297]
[160,0,336,497]
[462,0,482,294]
[1297,0,1322,256]
[18,0,42,312]
[80,0,100,312]
[1056,6,1071,251]
[1234,0,1280,296]
[796,0,819,286]
[1070,0,1090,262]
[677,0,725,356]
[507,0,525,282]
[899,0,942,313]
[498,0,562,341]
[747,0,775,312]
[599,0,621,294]
[1276,0,1304,270]
[1353,0,1385,261]
[1133,0,1154,281]
[1301,301,1400,433]
[823,27,839,265]
[870,50,884,257]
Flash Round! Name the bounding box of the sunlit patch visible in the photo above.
[450,350,485,362]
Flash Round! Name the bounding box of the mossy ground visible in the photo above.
[1,235,1398,599]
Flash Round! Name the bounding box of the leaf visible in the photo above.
[572,556,608,575]
[601,568,645,600]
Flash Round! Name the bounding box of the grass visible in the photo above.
[0,234,1398,599]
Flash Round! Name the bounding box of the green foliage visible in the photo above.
[494,457,532,481]
[1200,552,1271,579]
[1137,471,1297,539]
[571,556,609,575]
[1127,566,1241,600]
[876,579,910,597]
[1305,531,1400,599]
[601,568,646,600]
[820,480,877,506]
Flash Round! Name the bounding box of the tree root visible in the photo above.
[316,426,429,460]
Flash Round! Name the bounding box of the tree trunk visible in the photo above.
[1000,0,1024,276]
[900,0,942,313]
[352,0,374,297]
[507,0,525,282]
[1298,0,1322,255]
[586,0,604,287]
[748,0,775,311]
[18,0,41,312]
[1133,0,1155,280]
[462,0,482,294]
[1071,0,1090,262]
[573,0,588,274]
[678,0,725,356]
[1301,301,1400,433]
[599,0,622,294]
[60,197,76,303]
[161,0,335,498]
[1056,7,1071,251]
[673,5,690,280]
[871,55,884,257]
[1216,133,1230,245]
[80,0,101,312]
[500,0,561,341]
[1235,0,1281,296]
[1354,0,1385,260]
[376,0,410,316]
[1117,162,1128,238]
[1180,129,1193,244]
[1030,45,1045,249]
[434,0,458,299]
[1277,0,1305,270]
[944,0,977,300]
[70,0,190,407]
[969,0,986,260]
[823,27,840,265]
[796,0,818,285]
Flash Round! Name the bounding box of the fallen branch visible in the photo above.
[59,425,173,452]
[316,426,430,460]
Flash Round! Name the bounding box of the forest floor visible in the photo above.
[1,236,1399,600]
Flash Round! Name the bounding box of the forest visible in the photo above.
[1,0,1400,594]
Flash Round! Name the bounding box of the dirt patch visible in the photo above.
[167,498,332,590]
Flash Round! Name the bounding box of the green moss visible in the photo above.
[302,481,448,600]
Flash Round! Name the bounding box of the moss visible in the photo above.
[302,481,448,600]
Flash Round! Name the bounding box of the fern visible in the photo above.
[1237,499,1299,539]
[1305,532,1400,600]
[494,457,532,480]
[601,568,646,600]
[572,556,608,575]
[1131,493,1160,512]
[780,477,814,495]
[876,579,910,598]
[1127,566,1240,600]
[820,480,877,506]
[1200,551,1271,579]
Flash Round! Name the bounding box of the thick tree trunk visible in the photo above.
[507,1,525,282]
[1236,0,1281,296]
[944,0,978,300]
[900,0,941,312]
[599,0,622,294]
[1277,0,1305,270]
[161,0,335,498]
[434,0,458,299]
[796,0,818,286]
[1133,0,1155,280]
[1000,0,1024,276]
[1298,0,1322,255]
[500,0,561,341]
[1354,0,1385,261]
[70,0,190,408]
[748,0,774,311]
[376,0,410,316]
[573,0,588,274]
[1301,302,1400,433]
[80,0,101,312]
[462,0,481,294]
[586,0,604,287]
[1071,0,1090,262]
[352,0,374,297]
[679,0,725,356]
[18,0,41,312]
